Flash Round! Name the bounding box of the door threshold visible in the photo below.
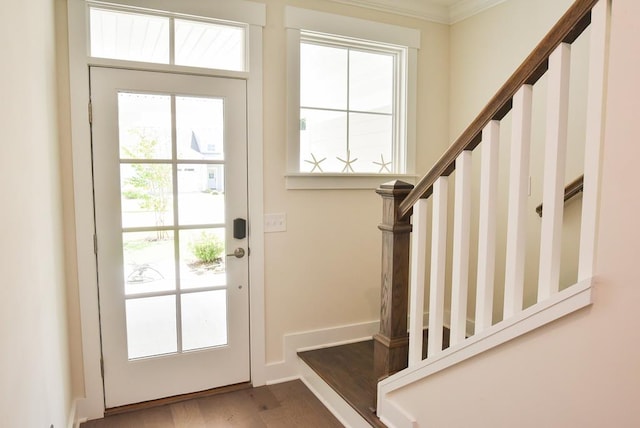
[104,381,252,416]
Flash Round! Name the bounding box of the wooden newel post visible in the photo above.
[374,180,414,382]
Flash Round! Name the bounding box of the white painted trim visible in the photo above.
[449,0,509,24]
[450,151,472,346]
[378,398,418,428]
[427,177,448,358]
[247,24,267,387]
[265,321,379,383]
[378,278,593,407]
[68,0,105,420]
[475,120,500,332]
[298,359,372,428]
[538,43,571,300]
[408,200,428,367]
[285,6,421,48]
[89,0,266,26]
[326,0,508,24]
[67,398,79,428]
[579,0,611,282]
[503,85,533,319]
[68,0,266,419]
[285,174,418,190]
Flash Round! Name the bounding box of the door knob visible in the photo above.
[227,248,245,259]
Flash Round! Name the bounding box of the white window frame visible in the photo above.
[67,0,266,420]
[285,6,420,190]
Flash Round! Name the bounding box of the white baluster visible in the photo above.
[408,199,428,367]
[427,177,448,358]
[538,43,571,301]
[579,0,610,281]
[475,121,500,333]
[450,151,472,345]
[504,85,533,319]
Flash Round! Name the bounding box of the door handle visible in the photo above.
[226,248,245,259]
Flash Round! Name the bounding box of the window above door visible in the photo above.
[88,3,252,73]
[285,7,420,189]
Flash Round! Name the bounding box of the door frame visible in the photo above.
[66,0,266,420]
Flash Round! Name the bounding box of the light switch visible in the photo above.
[264,213,287,233]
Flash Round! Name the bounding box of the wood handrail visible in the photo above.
[536,174,584,217]
[399,0,598,219]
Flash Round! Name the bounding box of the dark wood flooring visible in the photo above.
[81,380,343,427]
[298,329,450,428]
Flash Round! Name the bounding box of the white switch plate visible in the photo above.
[264,213,287,233]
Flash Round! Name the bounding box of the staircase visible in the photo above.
[297,0,611,426]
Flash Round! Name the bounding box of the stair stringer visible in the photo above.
[377,278,593,428]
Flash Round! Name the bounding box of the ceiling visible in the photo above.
[328,0,507,24]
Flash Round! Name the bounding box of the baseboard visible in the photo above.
[265,320,379,383]
[298,358,371,428]
[68,398,83,428]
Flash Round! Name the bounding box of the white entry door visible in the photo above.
[90,67,250,408]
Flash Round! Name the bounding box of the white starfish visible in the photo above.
[337,150,358,173]
[304,153,327,172]
[373,154,392,173]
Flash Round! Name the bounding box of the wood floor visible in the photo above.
[81,380,343,427]
[298,329,450,428]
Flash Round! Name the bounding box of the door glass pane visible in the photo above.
[120,164,174,228]
[123,231,175,295]
[175,20,245,71]
[126,296,177,359]
[349,50,394,114]
[176,96,224,161]
[118,93,172,159]
[182,290,228,351]
[299,109,347,173]
[349,113,393,173]
[90,8,170,64]
[179,228,226,290]
[177,165,224,226]
[300,42,348,110]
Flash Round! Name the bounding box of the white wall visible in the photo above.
[259,0,449,363]
[0,0,74,427]
[386,0,640,425]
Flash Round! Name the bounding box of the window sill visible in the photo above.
[285,173,418,190]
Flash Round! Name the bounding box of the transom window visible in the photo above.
[299,33,402,174]
[89,6,246,72]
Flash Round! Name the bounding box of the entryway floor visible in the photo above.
[81,380,343,427]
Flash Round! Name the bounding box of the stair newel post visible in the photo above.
[374,180,414,383]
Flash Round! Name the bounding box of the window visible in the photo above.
[286,7,420,189]
[89,7,246,71]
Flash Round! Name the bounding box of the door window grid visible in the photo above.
[118,91,229,359]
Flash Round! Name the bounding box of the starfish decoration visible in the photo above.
[304,153,327,172]
[336,150,358,173]
[373,154,392,173]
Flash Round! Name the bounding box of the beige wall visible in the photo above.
[388,0,640,425]
[259,0,450,362]
[0,0,73,426]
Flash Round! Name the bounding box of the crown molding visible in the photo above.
[327,0,509,24]
[449,0,509,24]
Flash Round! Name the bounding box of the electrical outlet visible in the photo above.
[264,213,287,233]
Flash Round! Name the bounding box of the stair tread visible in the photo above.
[299,339,386,428]
[298,328,450,427]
